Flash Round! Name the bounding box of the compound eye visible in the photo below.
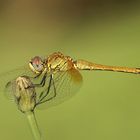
[29,56,44,73]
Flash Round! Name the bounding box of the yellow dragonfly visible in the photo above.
[1,52,140,111]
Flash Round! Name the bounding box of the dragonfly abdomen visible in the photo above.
[74,59,140,74]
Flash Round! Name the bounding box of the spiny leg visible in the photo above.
[36,74,53,105]
[37,75,57,105]
[33,74,47,87]
[26,73,47,89]
[34,60,66,88]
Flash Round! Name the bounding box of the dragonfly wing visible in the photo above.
[36,68,83,109]
[0,65,36,99]
[4,81,16,100]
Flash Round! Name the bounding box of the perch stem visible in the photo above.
[25,111,42,140]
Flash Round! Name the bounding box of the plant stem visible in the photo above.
[25,111,42,140]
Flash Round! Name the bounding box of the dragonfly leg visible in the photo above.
[36,74,53,105]
[34,73,42,79]
[26,74,47,89]
[36,75,57,105]
[33,74,47,87]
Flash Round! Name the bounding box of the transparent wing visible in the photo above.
[0,65,36,98]
[4,80,16,101]
[36,68,83,109]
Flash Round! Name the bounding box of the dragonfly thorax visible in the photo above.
[45,52,75,72]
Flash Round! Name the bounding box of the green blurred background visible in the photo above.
[0,0,140,140]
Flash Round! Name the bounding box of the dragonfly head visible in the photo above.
[29,56,45,74]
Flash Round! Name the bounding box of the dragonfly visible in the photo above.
[1,52,140,111]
